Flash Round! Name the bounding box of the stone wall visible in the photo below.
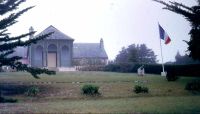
[73,58,107,66]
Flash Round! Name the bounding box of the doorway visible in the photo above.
[47,52,57,67]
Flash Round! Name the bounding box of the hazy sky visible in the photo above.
[8,0,197,62]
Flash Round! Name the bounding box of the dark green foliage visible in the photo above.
[153,0,200,60]
[14,63,55,79]
[166,71,178,81]
[104,63,139,73]
[82,84,100,95]
[104,63,159,73]
[104,63,200,77]
[104,64,121,72]
[115,44,157,64]
[185,80,200,92]
[104,63,200,81]
[134,85,149,94]
[0,0,55,79]
[175,52,200,64]
[25,86,40,97]
[0,96,18,103]
[142,87,149,93]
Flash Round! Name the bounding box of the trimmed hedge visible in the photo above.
[78,63,200,79]
[104,63,139,73]
[104,63,200,77]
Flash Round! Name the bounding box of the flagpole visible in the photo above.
[158,22,165,76]
[159,37,165,73]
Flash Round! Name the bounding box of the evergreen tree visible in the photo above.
[115,44,157,64]
[115,47,129,63]
[175,51,200,64]
[127,44,139,63]
[137,44,157,64]
[0,0,55,78]
[153,0,200,60]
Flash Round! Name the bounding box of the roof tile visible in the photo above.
[35,25,74,40]
[73,43,108,59]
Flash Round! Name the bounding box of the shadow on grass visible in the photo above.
[0,96,18,103]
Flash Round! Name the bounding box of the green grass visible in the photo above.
[0,71,199,113]
[1,96,200,113]
[0,71,140,82]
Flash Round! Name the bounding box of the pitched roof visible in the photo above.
[73,43,108,59]
[35,25,74,40]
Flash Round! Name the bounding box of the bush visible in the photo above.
[166,71,179,81]
[185,80,200,92]
[134,85,149,94]
[142,87,149,93]
[25,86,40,97]
[82,84,100,95]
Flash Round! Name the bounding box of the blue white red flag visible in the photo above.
[158,24,171,44]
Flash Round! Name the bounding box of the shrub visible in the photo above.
[166,71,179,81]
[134,85,142,93]
[134,85,149,94]
[185,80,200,92]
[142,87,149,93]
[82,84,100,95]
[25,86,40,97]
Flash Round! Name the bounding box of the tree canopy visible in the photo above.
[0,0,55,78]
[115,44,157,64]
[174,51,200,64]
[153,0,200,61]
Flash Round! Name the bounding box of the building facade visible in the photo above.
[14,25,108,69]
[29,26,74,68]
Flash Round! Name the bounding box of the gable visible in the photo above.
[35,25,74,40]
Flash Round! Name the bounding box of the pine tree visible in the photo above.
[0,0,55,78]
[174,51,200,64]
[153,0,200,61]
[115,44,157,64]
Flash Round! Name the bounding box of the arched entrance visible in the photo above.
[47,44,57,67]
[61,45,69,67]
[35,45,43,67]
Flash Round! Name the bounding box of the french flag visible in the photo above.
[158,24,171,44]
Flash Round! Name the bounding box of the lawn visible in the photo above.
[0,71,200,113]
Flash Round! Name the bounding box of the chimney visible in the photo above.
[28,26,34,67]
[100,38,104,49]
[29,26,34,39]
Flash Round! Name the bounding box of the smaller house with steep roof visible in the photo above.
[73,39,108,66]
